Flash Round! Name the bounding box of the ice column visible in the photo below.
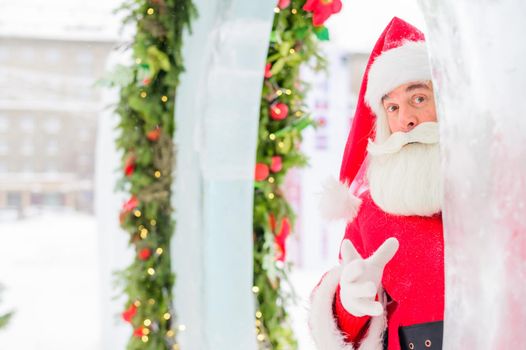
[95,53,135,350]
[172,1,275,349]
[419,1,526,348]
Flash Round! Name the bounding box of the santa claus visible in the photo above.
[309,18,444,350]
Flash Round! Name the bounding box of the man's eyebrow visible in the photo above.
[381,83,431,102]
[406,83,430,92]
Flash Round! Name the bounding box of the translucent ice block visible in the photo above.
[172,1,275,349]
[419,1,526,348]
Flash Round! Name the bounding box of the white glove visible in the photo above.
[339,237,399,317]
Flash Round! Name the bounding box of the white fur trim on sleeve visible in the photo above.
[319,177,362,222]
[358,292,388,350]
[309,266,355,350]
[308,266,387,350]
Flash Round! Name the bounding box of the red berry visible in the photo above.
[255,163,270,181]
[138,248,151,261]
[270,103,289,121]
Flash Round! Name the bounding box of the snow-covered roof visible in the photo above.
[0,0,123,41]
[326,0,427,53]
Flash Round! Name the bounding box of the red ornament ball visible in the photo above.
[269,103,289,121]
[138,248,151,261]
[255,163,270,181]
[146,127,161,141]
[270,156,282,173]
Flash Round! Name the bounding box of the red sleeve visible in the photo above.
[334,284,371,344]
[342,214,366,257]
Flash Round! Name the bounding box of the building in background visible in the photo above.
[0,0,120,215]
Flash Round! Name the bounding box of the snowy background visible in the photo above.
[0,1,425,349]
[0,212,102,349]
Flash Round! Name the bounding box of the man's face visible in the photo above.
[381,81,437,134]
[368,81,441,216]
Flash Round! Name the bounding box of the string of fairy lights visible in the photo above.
[119,162,187,349]
[252,0,340,348]
[110,0,196,349]
[110,0,340,349]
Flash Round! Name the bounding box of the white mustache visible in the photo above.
[367,122,439,156]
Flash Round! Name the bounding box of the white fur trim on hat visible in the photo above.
[319,177,362,222]
[364,41,431,142]
[308,266,387,350]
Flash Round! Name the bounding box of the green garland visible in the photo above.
[253,1,338,348]
[108,1,196,349]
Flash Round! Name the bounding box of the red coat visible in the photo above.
[309,191,444,350]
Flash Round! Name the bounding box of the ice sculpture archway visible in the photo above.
[418,0,526,347]
[170,0,526,348]
[171,1,276,349]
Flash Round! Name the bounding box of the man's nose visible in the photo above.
[398,105,418,132]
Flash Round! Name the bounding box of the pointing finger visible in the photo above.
[368,237,399,267]
[340,239,360,263]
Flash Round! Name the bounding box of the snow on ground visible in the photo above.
[0,211,102,350]
[0,210,325,349]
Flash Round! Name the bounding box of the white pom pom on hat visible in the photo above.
[318,177,362,222]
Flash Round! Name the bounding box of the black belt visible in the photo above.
[398,321,443,350]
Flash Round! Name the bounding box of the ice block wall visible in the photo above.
[419,1,526,348]
[172,1,275,349]
[96,52,135,350]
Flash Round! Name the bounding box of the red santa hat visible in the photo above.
[320,17,432,221]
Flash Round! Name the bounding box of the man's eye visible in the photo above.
[414,96,425,103]
[386,105,398,112]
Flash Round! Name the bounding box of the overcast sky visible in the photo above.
[0,0,426,48]
[327,0,426,52]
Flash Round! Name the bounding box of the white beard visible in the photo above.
[367,125,443,217]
